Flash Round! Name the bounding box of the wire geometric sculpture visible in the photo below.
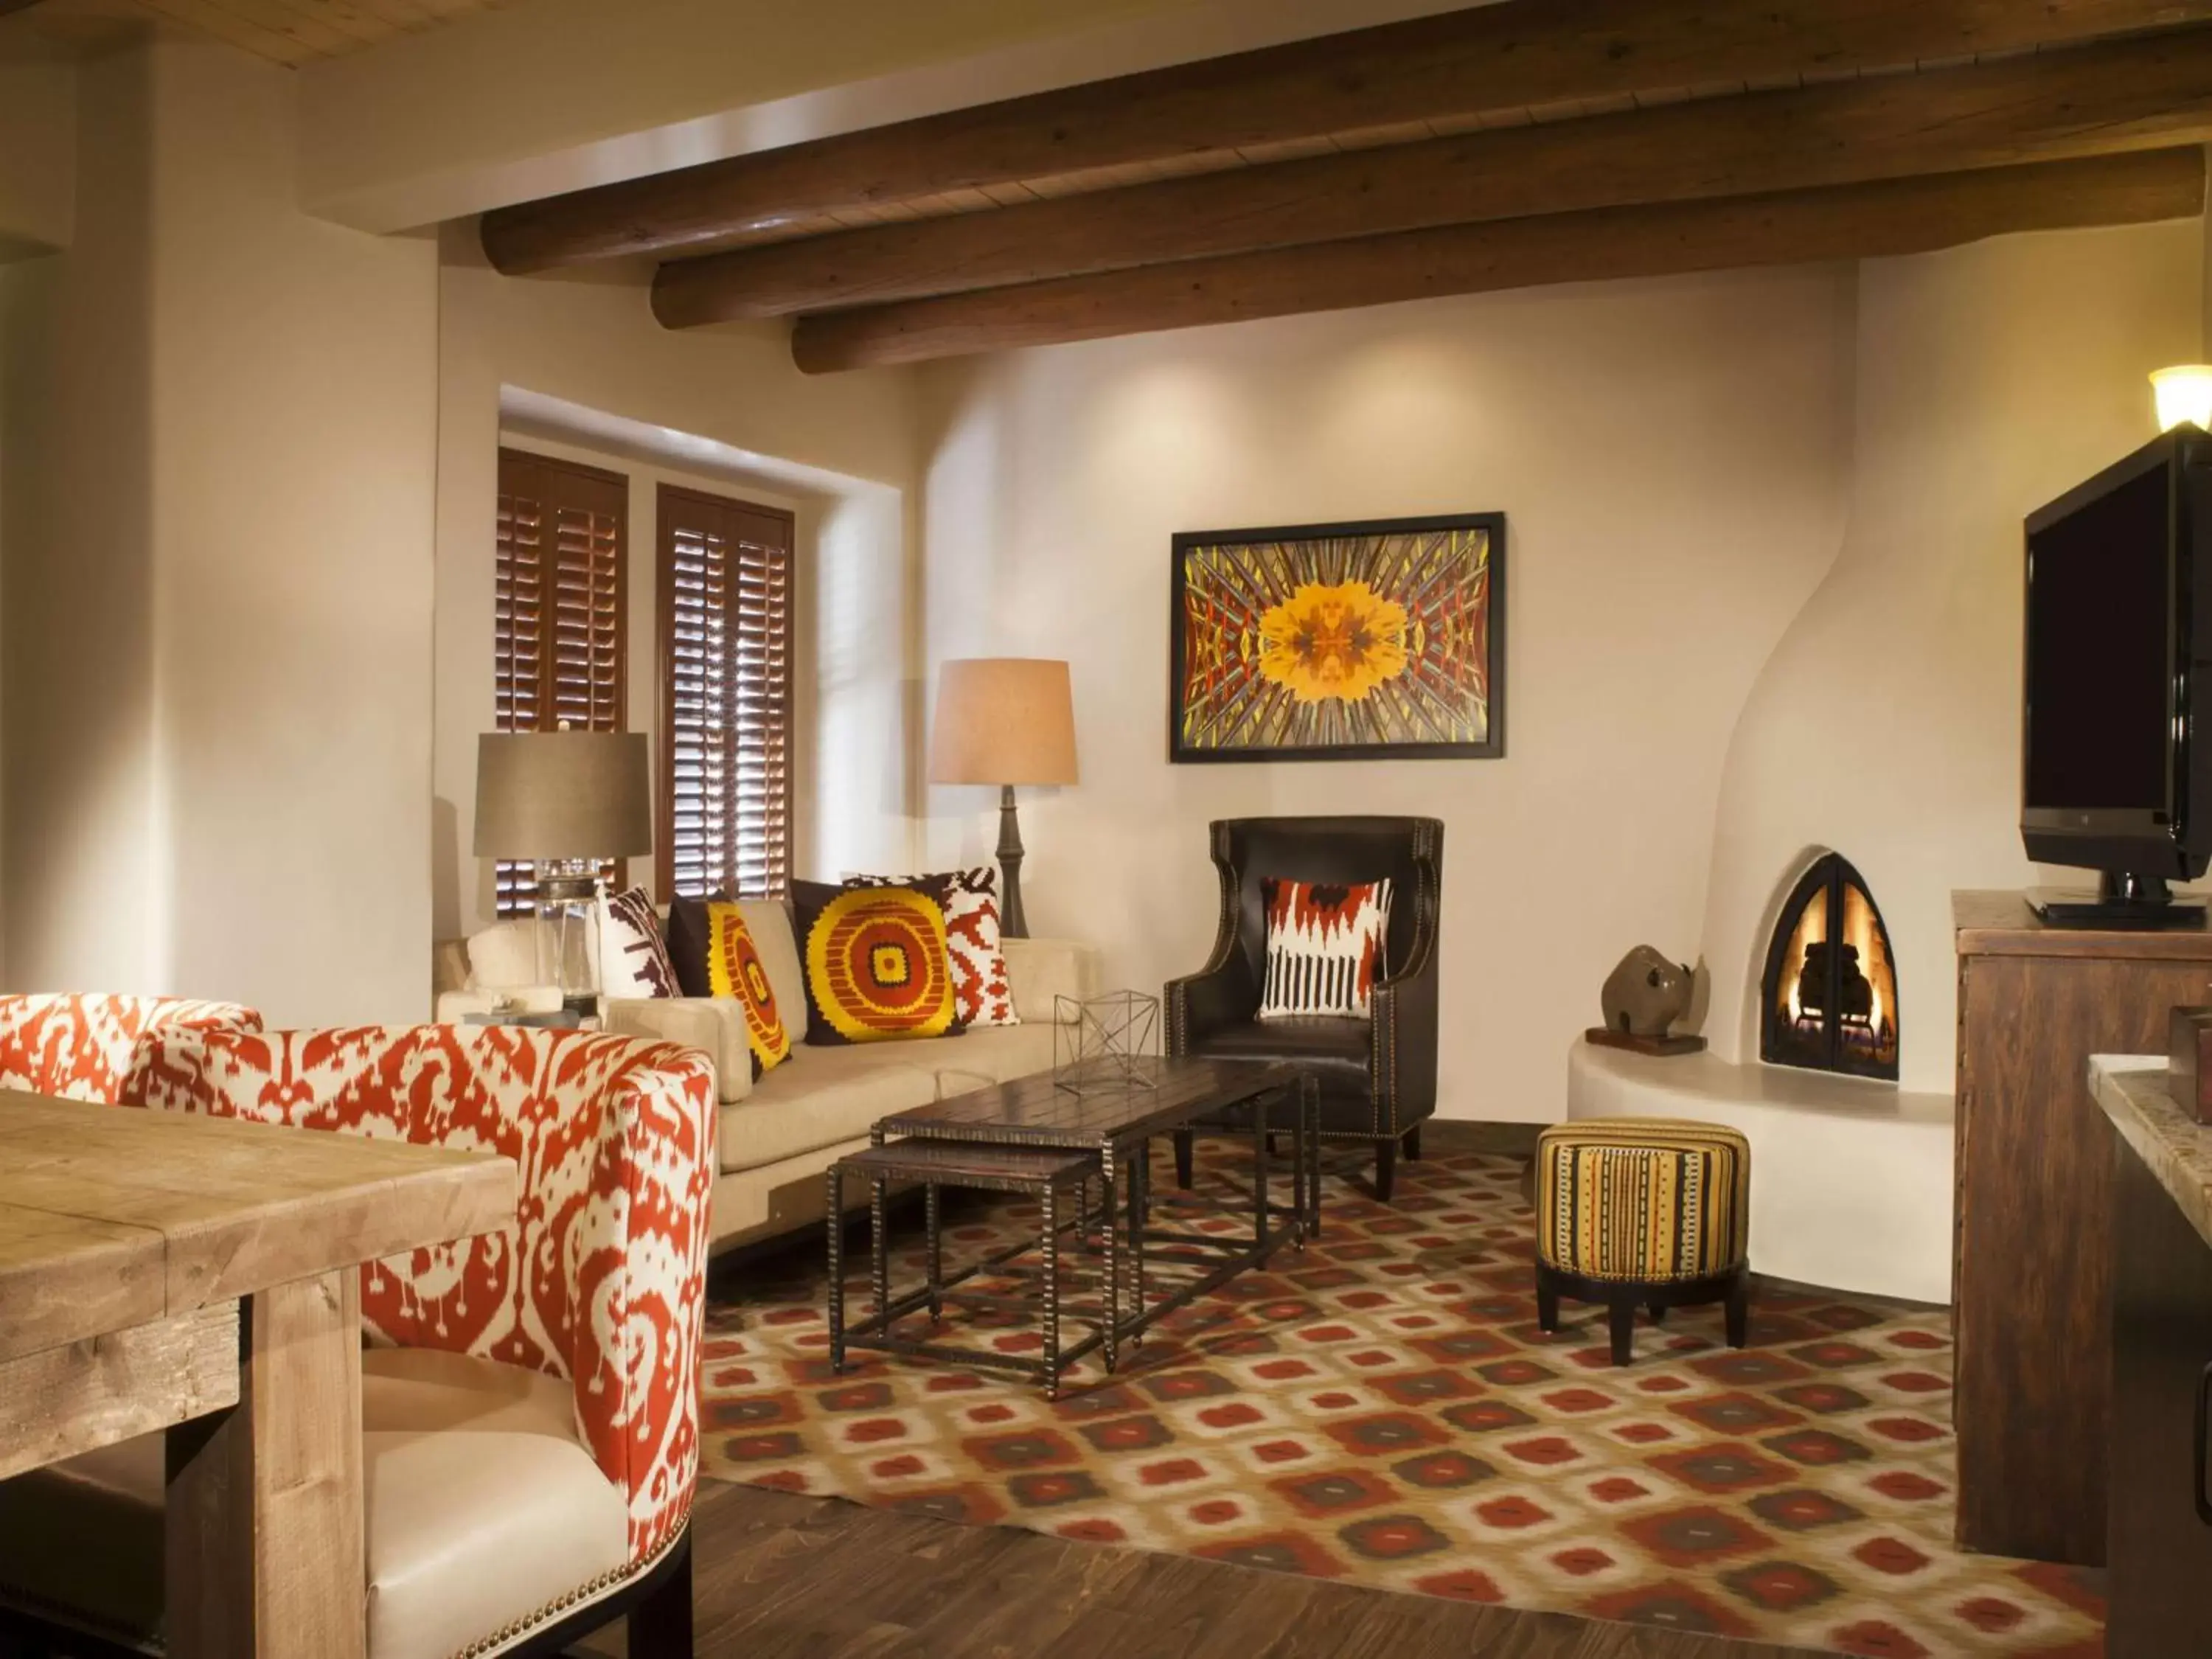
[1052,990,1161,1095]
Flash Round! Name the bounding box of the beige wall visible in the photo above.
[917,269,1857,1121]
[0,36,439,1025]
[434,234,924,945]
[0,46,159,996]
[1701,220,2204,1093]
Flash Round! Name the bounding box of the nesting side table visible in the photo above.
[826,1138,1106,1398]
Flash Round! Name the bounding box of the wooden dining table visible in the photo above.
[0,1091,518,1659]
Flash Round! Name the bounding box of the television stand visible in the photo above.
[2029,872,2208,930]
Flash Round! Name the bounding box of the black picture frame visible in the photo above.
[1169,512,1506,764]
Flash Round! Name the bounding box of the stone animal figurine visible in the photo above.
[1601,946,1694,1038]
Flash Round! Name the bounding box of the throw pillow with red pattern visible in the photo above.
[1256,876,1394,1020]
[844,866,1015,1028]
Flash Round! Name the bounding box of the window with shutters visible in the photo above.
[494,448,628,917]
[658,485,795,902]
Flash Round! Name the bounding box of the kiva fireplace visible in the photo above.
[1759,852,1899,1081]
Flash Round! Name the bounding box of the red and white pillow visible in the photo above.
[845,866,1016,1028]
[1257,877,1394,1020]
[599,884,678,999]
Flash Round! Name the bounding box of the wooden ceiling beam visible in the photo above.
[657,25,2212,326]
[788,147,2205,372]
[481,0,2212,275]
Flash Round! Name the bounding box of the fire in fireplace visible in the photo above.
[1759,853,1899,1081]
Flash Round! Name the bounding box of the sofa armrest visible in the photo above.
[1003,936,1103,1023]
[605,997,752,1104]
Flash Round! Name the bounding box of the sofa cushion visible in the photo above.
[924,1022,1060,1093]
[720,1043,941,1174]
[465,917,548,990]
[0,1351,631,1659]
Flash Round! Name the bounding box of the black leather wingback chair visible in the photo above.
[1164,816,1443,1201]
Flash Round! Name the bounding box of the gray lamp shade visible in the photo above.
[473,731,653,860]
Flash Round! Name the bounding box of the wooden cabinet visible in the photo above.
[1953,891,2212,1565]
[2108,1135,2212,1655]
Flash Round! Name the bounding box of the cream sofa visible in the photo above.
[436,899,1102,1253]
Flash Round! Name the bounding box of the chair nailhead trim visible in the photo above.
[445,1506,692,1659]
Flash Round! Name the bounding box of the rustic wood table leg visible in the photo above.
[167,1270,365,1659]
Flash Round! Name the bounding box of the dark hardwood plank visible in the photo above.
[606,1480,1806,1659]
[789,150,2201,372]
[482,0,2212,273]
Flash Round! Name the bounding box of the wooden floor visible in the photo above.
[630,1478,1805,1659]
[622,1120,1794,1659]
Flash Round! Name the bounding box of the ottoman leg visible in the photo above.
[1607,1301,1636,1367]
[1648,1302,1666,1326]
[1173,1129,1194,1190]
[1536,1276,1559,1335]
[1374,1137,1397,1203]
[1725,1273,1750,1349]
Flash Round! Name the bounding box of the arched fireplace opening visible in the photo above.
[1759,853,1899,1082]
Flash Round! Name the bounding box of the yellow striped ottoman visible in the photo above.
[1534,1118,1751,1366]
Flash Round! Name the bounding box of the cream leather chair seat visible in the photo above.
[0,1349,629,1659]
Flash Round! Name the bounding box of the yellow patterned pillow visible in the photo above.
[704,902,791,1078]
[793,878,962,1045]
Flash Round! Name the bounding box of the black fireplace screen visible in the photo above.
[1759,853,1899,1081]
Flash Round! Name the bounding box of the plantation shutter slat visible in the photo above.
[495,448,628,917]
[658,484,795,902]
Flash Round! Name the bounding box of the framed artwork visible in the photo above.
[1170,512,1505,763]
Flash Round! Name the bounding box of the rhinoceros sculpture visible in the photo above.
[1601,946,1694,1038]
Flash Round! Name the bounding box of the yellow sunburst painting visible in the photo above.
[1172,515,1502,760]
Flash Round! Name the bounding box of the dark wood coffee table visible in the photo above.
[872,1057,1317,1374]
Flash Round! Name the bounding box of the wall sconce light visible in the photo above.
[2152,366,2212,432]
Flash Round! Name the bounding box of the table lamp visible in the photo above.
[929,658,1078,937]
[474,730,653,1015]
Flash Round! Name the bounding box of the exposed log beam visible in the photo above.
[790,147,2204,372]
[659,25,2212,325]
[483,0,2212,275]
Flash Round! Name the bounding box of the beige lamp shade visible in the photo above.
[929,658,1079,786]
[473,731,653,859]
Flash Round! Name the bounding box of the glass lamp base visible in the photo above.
[536,858,603,1019]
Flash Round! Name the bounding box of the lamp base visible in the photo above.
[997,785,1029,939]
[537,858,604,1018]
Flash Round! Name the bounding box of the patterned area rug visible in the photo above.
[700,1144,2102,1658]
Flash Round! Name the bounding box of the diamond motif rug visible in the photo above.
[700,1144,2102,1658]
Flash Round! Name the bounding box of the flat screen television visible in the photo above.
[2021,428,2212,926]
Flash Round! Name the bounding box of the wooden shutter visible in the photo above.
[495,448,628,917]
[658,485,795,901]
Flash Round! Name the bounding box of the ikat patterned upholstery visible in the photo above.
[129,1023,717,1564]
[0,993,261,1104]
[1536,1118,1750,1284]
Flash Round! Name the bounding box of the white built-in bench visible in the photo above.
[1565,1042,1954,1304]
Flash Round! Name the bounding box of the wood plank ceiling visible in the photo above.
[479,0,2212,372]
